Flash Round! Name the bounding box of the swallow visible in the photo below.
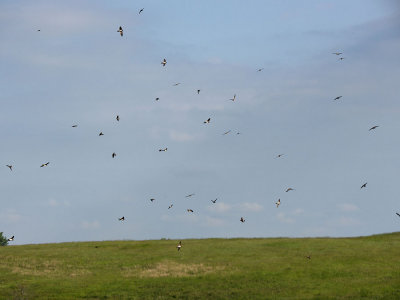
[332,52,343,55]
[339,57,345,60]
[139,8,144,14]
[173,83,181,86]
[229,94,236,101]
[211,198,217,203]
[7,236,14,241]
[203,118,211,124]
[159,148,168,152]
[275,199,281,208]
[187,209,194,213]
[6,165,12,171]
[197,89,201,94]
[240,217,245,223]
[168,204,173,209]
[177,241,182,251]
[396,212,400,217]
[72,125,78,128]
[185,194,195,198]
[276,154,284,158]
[112,152,116,158]
[257,68,264,72]
[117,26,123,37]
[360,183,367,189]
[155,97,160,101]
[286,188,295,192]
[150,198,155,202]
[222,130,231,135]
[40,162,50,168]
[369,126,379,131]
[118,216,125,221]
[334,96,342,101]
[161,58,167,66]
[116,115,120,121]
[37,29,41,32]
[99,132,104,136]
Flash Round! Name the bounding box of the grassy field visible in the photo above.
[0,233,399,299]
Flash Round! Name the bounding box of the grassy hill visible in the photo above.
[0,233,399,299]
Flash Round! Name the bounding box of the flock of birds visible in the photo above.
[3,7,399,252]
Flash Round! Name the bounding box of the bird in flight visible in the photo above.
[396,212,400,217]
[177,241,182,251]
[339,57,345,60]
[211,198,217,203]
[173,83,181,86]
[369,126,379,131]
[159,147,168,152]
[112,152,116,158]
[155,97,160,101]
[139,8,144,14]
[72,124,78,128]
[203,118,211,124]
[99,132,104,136]
[197,89,201,94]
[185,193,195,198]
[257,68,264,72]
[286,188,295,192]
[150,198,155,202]
[275,199,281,208]
[117,26,123,37]
[40,162,50,168]
[332,52,343,55]
[116,115,120,122]
[118,216,125,221]
[360,183,367,189]
[229,94,236,101]
[276,154,284,158]
[6,165,12,171]
[222,130,231,135]
[187,209,194,213]
[7,236,14,241]
[161,58,167,66]
[305,255,311,260]
[240,217,245,223]
[334,96,342,101]
[168,204,173,209]
[37,29,41,32]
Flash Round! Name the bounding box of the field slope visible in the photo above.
[1,233,399,299]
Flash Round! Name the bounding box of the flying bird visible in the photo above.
[177,241,182,251]
[211,198,217,203]
[275,199,281,208]
[257,68,264,72]
[187,209,194,213]
[116,115,120,122]
[117,26,123,37]
[7,236,14,241]
[155,97,160,101]
[173,83,181,86]
[360,183,367,189]
[185,193,195,198]
[369,126,379,131]
[37,29,41,32]
[222,130,231,135]
[334,96,342,101]
[72,124,78,128]
[240,217,245,223]
[168,204,173,209]
[276,154,284,158]
[159,147,168,152]
[99,132,104,136]
[396,212,400,217]
[203,118,211,124]
[112,152,116,158]
[40,162,50,168]
[6,165,12,171]
[305,255,311,260]
[118,216,125,221]
[150,198,155,202]
[339,57,345,60]
[139,8,144,14]
[286,188,295,192]
[332,52,343,55]
[197,89,201,94]
[229,94,236,101]
[161,59,167,66]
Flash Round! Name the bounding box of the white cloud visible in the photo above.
[236,202,263,212]
[277,212,295,224]
[81,221,100,230]
[292,208,304,215]
[337,203,359,212]
[203,216,225,227]
[207,202,232,213]
[0,210,22,223]
[169,130,196,142]
[338,217,361,227]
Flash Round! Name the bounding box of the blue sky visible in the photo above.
[1,0,399,244]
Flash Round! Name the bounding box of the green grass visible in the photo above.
[1,233,399,299]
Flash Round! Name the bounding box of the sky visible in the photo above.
[1,0,400,245]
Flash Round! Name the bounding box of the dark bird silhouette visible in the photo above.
[168,204,173,209]
[118,216,125,221]
[305,255,311,260]
[203,118,211,124]
[116,115,120,121]
[161,58,167,66]
[197,89,201,94]
[240,217,245,223]
[369,126,379,131]
[187,209,194,213]
[185,194,195,198]
[150,198,155,202]
[339,57,345,60]
[286,188,295,192]
[177,241,182,251]
[159,147,168,152]
[229,94,236,101]
[332,52,343,55]
[360,183,367,189]
[276,199,281,208]
[222,130,231,135]
[99,132,104,136]
[6,165,12,171]
[155,97,160,101]
[173,83,181,86]
[112,152,116,158]
[396,212,400,217]
[40,162,50,168]
[7,236,14,241]
[211,198,217,203]
[117,26,123,36]
[334,96,342,101]
[139,8,144,14]
[72,124,78,128]
[257,68,264,72]
[276,154,284,158]
[37,29,41,32]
